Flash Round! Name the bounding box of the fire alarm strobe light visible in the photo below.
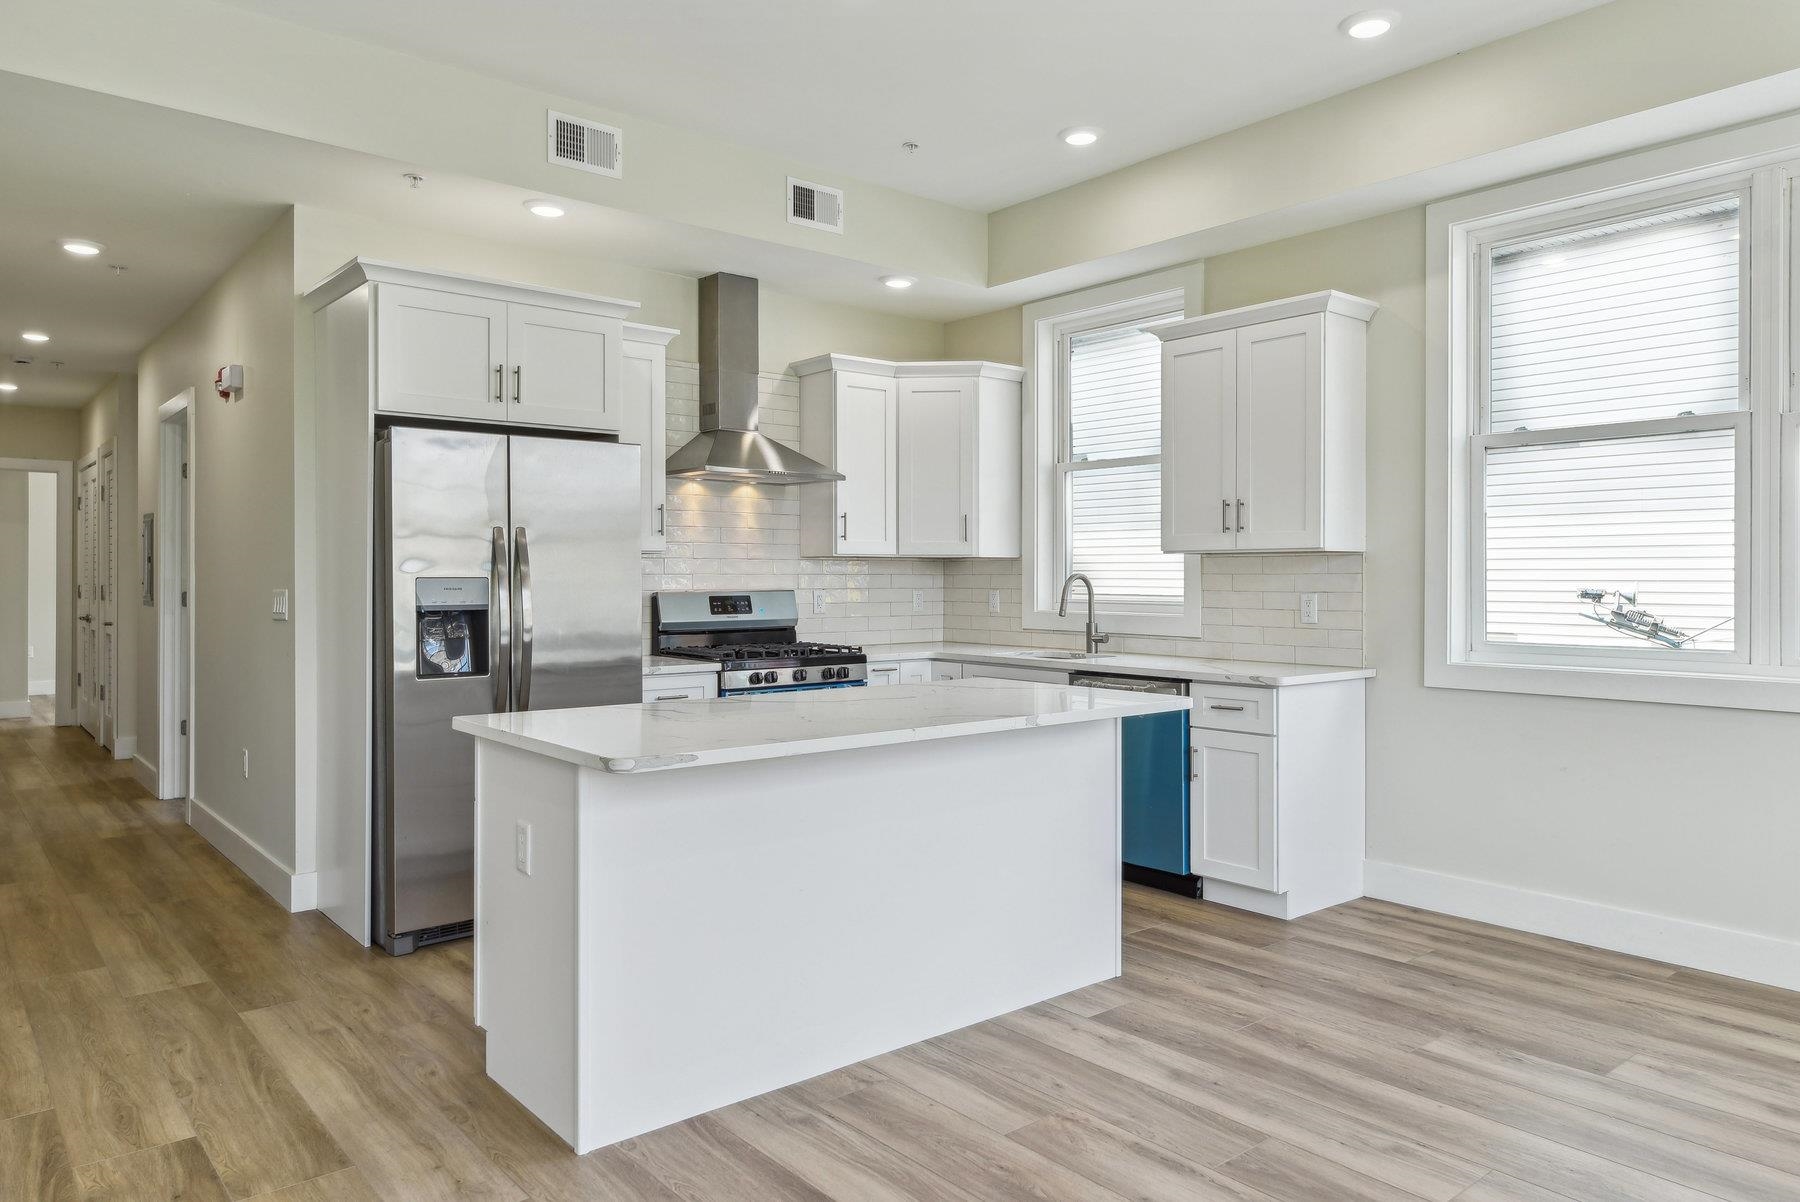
[215,364,244,401]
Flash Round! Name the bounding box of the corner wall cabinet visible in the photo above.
[623,323,677,553]
[367,265,635,435]
[795,356,1023,559]
[1156,291,1375,553]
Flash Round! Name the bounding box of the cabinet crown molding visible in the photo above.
[624,321,680,346]
[1154,290,1378,342]
[792,353,1024,382]
[303,257,642,319]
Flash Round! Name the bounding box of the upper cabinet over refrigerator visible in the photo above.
[1156,291,1376,554]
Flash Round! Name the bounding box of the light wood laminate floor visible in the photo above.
[3,718,1798,1200]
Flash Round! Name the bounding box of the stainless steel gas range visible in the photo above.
[650,590,868,696]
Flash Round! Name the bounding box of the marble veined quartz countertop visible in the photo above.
[453,678,1190,774]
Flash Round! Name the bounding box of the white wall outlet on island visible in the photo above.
[812,589,827,616]
[1300,593,1321,625]
[515,820,532,876]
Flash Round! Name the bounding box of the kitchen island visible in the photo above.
[452,678,1189,1152]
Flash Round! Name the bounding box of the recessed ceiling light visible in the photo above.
[60,239,104,257]
[1059,126,1101,147]
[525,200,566,218]
[0,383,16,392]
[1339,9,1398,38]
[879,275,916,290]
[20,331,48,343]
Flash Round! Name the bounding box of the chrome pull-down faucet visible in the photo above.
[1057,572,1111,656]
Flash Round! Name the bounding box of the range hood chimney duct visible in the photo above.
[665,272,843,485]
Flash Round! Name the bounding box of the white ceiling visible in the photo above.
[213,0,1608,211]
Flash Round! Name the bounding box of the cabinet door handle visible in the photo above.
[1221,499,1230,533]
[1236,499,1245,531]
[962,514,969,542]
[840,512,848,539]
[513,365,522,402]
[1208,703,1246,712]
[657,503,666,536]
[494,364,503,403]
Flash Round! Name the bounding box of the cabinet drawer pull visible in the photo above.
[651,692,691,701]
[1208,703,1246,712]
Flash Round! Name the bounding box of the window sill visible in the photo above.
[1426,657,1800,714]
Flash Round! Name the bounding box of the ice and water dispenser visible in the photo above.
[414,578,489,679]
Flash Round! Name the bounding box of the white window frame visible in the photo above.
[1426,116,1800,712]
[1021,266,1205,638]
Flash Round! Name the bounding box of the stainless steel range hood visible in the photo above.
[665,272,843,485]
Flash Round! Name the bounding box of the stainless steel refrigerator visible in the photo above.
[374,423,640,955]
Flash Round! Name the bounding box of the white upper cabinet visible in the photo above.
[1157,291,1374,553]
[897,376,978,556]
[358,261,636,434]
[795,357,1022,559]
[376,285,509,422]
[797,364,899,557]
[623,323,678,553]
[506,303,623,432]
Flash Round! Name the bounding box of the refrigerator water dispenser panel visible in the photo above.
[415,577,490,679]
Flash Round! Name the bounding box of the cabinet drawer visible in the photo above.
[641,674,716,702]
[1190,683,1275,735]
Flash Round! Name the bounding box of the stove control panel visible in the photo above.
[722,663,868,692]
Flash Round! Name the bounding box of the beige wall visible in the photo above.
[137,212,298,865]
[80,379,118,454]
[0,405,81,462]
[0,472,27,709]
[1197,206,1800,948]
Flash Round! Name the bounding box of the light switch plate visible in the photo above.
[271,589,289,621]
[1300,593,1321,625]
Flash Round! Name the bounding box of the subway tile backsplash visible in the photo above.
[642,361,1364,666]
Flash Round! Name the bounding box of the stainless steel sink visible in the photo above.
[1003,650,1112,661]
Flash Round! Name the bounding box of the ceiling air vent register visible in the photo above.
[787,177,844,233]
[547,110,622,178]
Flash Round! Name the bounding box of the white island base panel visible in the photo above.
[472,719,1122,1153]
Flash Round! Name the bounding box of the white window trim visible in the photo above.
[1426,114,1800,712]
[1021,265,1205,638]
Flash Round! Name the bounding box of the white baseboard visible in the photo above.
[1364,860,1800,993]
[130,754,158,795]
[29,678,54,696]
[0,699,29,720]
[112,735,137,761]
[189,796,319,914]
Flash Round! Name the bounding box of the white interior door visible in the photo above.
[833,372,898,555]
[896,377,976,556]
[99,448,115,749]
[1191,728,1278,891]
[1161,331,1238,552]
[508,303,622,432]
[375,284,508,421]
[1235,315,1323,550]
[76,459,99,739]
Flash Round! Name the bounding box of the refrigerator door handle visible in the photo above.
[490,525,508,713]
[513,526,534,710]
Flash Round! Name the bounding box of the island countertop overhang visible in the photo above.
[452,678,1191,774]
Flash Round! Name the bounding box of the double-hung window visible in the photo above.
[1430,136,1800,711]
[1058,308,1185,612]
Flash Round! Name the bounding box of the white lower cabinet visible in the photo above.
[958,663,1068,685]
[1189,677,1364,921]
[641,673,718,702]
[867,664,901,687]
[1190,729,1278,891]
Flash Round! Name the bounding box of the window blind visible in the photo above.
[1488,198,1741,433]
[1065,320,1183,605]
[1483,429,1735,651]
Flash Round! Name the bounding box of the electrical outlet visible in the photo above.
[1300,593,1321,625]
[812,589,827,615]
[988,590,1001,615]
[912,589,924,613]
[515,820,533,876]
[241,748,250,779]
